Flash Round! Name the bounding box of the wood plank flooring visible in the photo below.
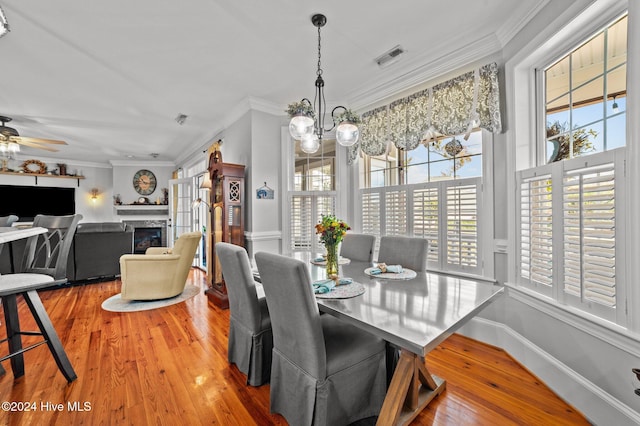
[0,269,589,425]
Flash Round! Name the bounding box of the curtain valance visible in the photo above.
[348,62,502,164]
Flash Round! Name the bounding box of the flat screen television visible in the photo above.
[0,185,76,222]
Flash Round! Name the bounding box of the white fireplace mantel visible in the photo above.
[114,205,169,216]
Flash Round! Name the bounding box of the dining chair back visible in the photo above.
[255,251,387,426]
[0,215,18,227]
[0,213,82,382]
[21,214,82,282]
[216,242,272,386]
[0,215,19,261]
[377,235,429,271]
[340,233,376,262]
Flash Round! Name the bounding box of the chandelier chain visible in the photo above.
[317,25,323,77]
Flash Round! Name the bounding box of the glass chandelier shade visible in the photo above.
[335,120,359,147]
[287,14,360,154]
[289,113,315,140]
[300,133,320,154]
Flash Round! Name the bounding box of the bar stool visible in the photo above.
[0,214,81,382]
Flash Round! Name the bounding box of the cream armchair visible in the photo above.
[119,232,201,301]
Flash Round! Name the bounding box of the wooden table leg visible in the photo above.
[376,349,446,426]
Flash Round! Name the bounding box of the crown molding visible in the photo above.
[109,160,175,167]
[495,0,551,46]
[11,154,113,169]
[348,33,502,111]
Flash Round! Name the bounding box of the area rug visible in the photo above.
[101,284,201,312]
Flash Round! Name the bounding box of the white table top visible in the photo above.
[306,256,504,357]
[0,227,48,244]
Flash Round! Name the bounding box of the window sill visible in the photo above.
[504,282,640,355]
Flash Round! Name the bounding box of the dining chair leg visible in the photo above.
[2,294,25,378]
[23,290,77,383]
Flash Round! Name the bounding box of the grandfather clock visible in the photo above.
[205,143,245,309]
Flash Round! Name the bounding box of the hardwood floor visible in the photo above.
[0,269,589,425]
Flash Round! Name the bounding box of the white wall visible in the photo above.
[0,155,176,224]
[479,0,640,424]
[110,161,175,206]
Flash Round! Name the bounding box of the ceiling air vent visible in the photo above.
[375,45,406,68]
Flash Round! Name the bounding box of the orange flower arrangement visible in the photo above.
[315,214,350,246]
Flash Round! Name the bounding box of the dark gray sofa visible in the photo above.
[67,222,134,281]
[0,222,133,283]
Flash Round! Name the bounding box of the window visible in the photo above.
[517,12,628,326]
[289,139,337,253]
[360,130,484,274]
[543,15,627,162]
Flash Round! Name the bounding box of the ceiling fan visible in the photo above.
[0,115,67,155]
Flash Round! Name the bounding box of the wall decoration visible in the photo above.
[133,169,157,195]
[256,182,274,199]
[21,159,48,174]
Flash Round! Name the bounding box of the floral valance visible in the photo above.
[348,62,502,164]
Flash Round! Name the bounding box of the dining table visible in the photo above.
[286,252,505,426]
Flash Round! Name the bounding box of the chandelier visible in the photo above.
[287,14,360,154]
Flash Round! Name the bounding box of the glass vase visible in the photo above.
[325,243,339,278]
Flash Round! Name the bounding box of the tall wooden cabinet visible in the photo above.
[205,143,245,309]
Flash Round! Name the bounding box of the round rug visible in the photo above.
[101,284,201,312]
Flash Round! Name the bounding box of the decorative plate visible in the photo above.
[364,267,417,280]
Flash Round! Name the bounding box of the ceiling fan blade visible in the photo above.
[14,136,67,145]
[15,140,60,152]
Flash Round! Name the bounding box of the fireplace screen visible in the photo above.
[134,227,162,254]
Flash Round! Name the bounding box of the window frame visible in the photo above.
[356,130,494,279]
[537,13,628,165]
[507,0,630,330]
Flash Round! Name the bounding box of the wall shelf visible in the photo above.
[0,171,85,186]
[113,205,169,216]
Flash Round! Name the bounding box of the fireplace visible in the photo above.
[123,220,168,254]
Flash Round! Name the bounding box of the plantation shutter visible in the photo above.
[562,162,616,313]
[413,187,439,264]
[290,194,336,252]
[361,190,382,254]
[518,171,554,294]
[385,189,408,236]
[445,181,480,272]
[516,149,624,324]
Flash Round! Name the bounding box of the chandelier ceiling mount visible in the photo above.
[287,13,360,154]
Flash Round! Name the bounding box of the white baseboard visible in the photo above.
[458,317,640,426]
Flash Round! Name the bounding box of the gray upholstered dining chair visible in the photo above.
[339,233,376,262]
[216,242,272,386]
[377,235,429,271]
[255,251,387,426]
[0,214,82,382]
[0,215,18,227]
[0,215,19,264]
